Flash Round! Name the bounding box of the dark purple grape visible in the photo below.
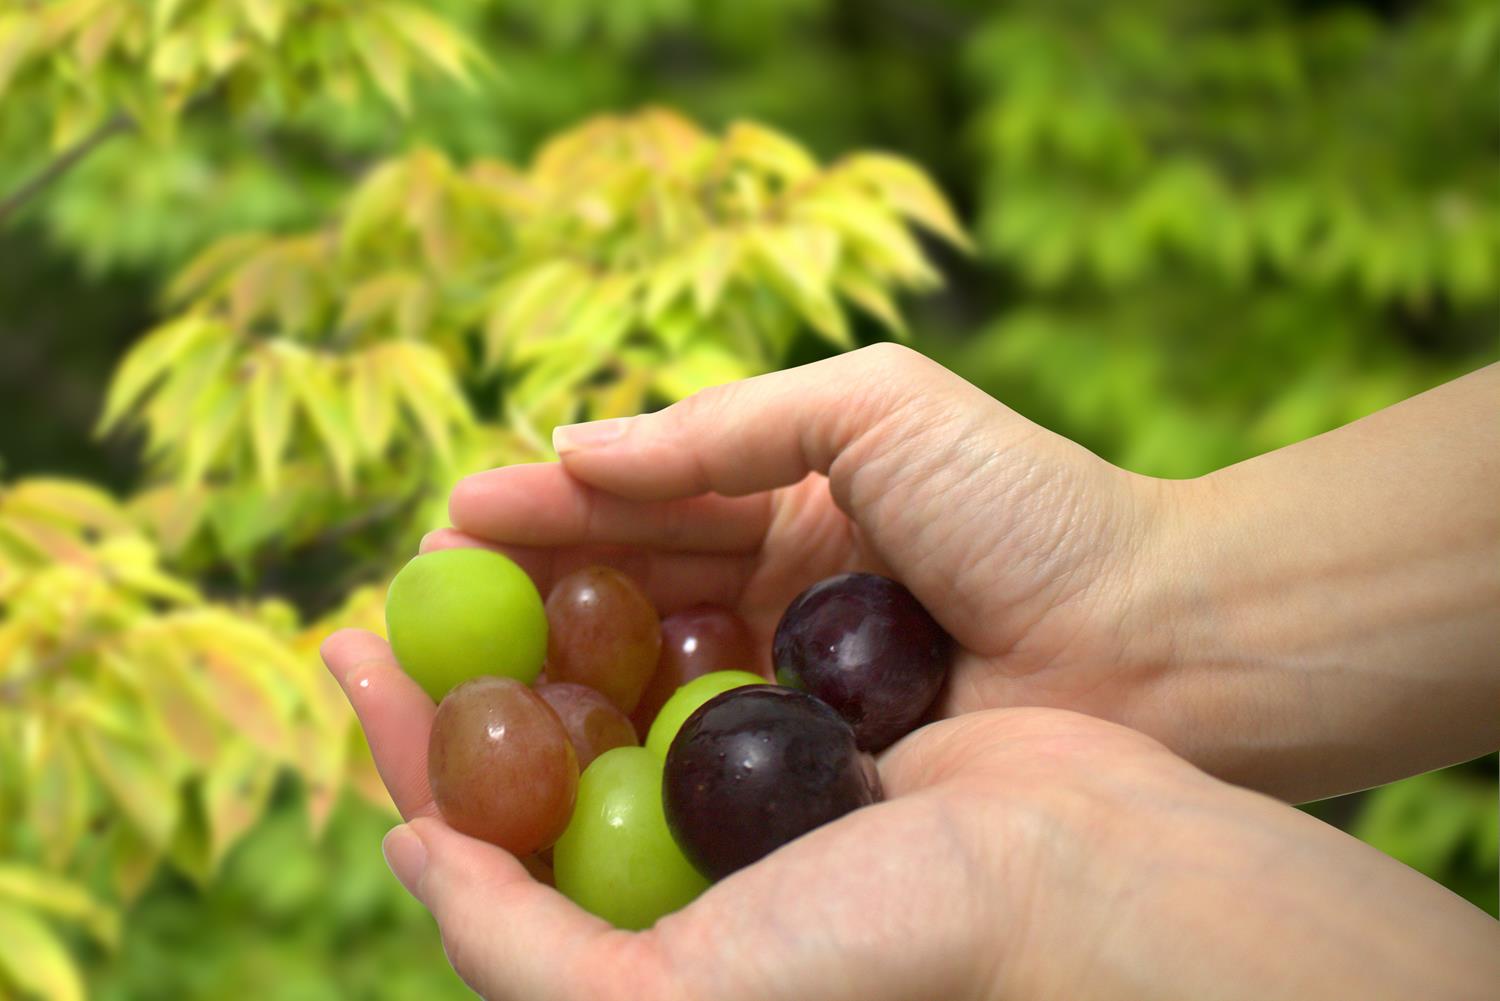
[773,572,953,751]
[662,685,881,880]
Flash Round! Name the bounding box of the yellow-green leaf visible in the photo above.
[837,153,972,250]
[201,745,277,869]
[165,233,267,306]
[835,267,909,338]
[0,14,39,100]
[385,343,468,466]
[180,382,245,485]
[726,121,819,183]
[0,902,85,1001]
[349,353,397,459]
[749,226,851,346]
[97,316,215,433]
[75,730,181,850]
[689,231,739,315]
[238,0,286,42]
[352,19,411,114]
[248,349,294,491]
[378,3,476,84]
[1,478,134,538]
[651,342,754,400]
[0,866,119,948]
[286,352,357,493]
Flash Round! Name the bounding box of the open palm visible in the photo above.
[321,626,1182,1001]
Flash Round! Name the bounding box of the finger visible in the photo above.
[551,343,992,502]
[450,462,772,554]
[418,528,757,614]
[320,628,438,820]
[389,817,637,1001]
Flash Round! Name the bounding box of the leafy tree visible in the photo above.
[0,1,1494,998]
[0,5,965,997]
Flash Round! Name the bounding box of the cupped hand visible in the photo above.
[320,629,1499,1001]
[431,344,1191,776]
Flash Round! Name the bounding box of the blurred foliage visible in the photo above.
[97,111,961,576]
[0,0,1495,998]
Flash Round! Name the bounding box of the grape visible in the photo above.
[631,605,761,738]
[662,685,881,880]
[643,669,767,759]
[535,682,638,770]
[427,677,578,855]
[554,746,709,929]
[773,572,953,751]
[545,566,661,713]
[385,548,547,701]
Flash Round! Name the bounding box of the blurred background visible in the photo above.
[0,1,1495,997]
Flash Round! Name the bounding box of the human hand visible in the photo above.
[321,628,1500,1001]
[432,347,1500,802]
[431,342,1188,774]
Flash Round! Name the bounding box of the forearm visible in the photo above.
[1160,364,1500,801]
[1076,777,1500,1001]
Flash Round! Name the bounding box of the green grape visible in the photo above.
[553,746,708,929]
[644,670,767,759]
[385,548,547,701]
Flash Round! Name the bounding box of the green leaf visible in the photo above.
[153,0,190,34]
[378,3,477,84]
[836,153,972,250]
[95,535,200,605]
[352,18,411,114]
[0,902,85,1001]
[286,351,358,493]
[75,729,181,850]
[341,162,408,261]
[180,381,245,486]
[0,14,39,100]
[238,0,286,42]
[725,121,819,182]
[96,316,214,434]
[164,233,268,306]
[835,267,908,338]
[201,744,278,869]
[483,261,594,367]
[0,867,119,948]
[795,195,938,288]
[749,226,851,346]
[385,343,469,466]
[248,348,295,492]
[651,342,754,400]
[349,353,397,459]
[690,232,740,315]
[25,732,92,869]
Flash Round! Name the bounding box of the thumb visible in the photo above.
[385,818,640,1001]
[552,343,1012,504]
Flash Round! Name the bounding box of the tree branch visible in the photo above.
[0,112,134,226]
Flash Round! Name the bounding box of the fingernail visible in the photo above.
[553,416,632,454]
[383,824,427,899]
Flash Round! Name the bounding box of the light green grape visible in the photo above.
[644,670,767,759]
[385,548,547,701]
[553,746,708,929]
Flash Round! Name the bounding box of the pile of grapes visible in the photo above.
[384,548,954,929]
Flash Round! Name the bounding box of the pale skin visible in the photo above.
[322,344,1500,1000]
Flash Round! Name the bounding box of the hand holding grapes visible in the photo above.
[320,627,1498,1001]
[438,346,1499,801]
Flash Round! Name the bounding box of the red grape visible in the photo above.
[631,604,761,738]
[536,682,639,769]
[546,566,661,713]
[662,685,881,880]
[773,573,953,751]
[428,677,578,855]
